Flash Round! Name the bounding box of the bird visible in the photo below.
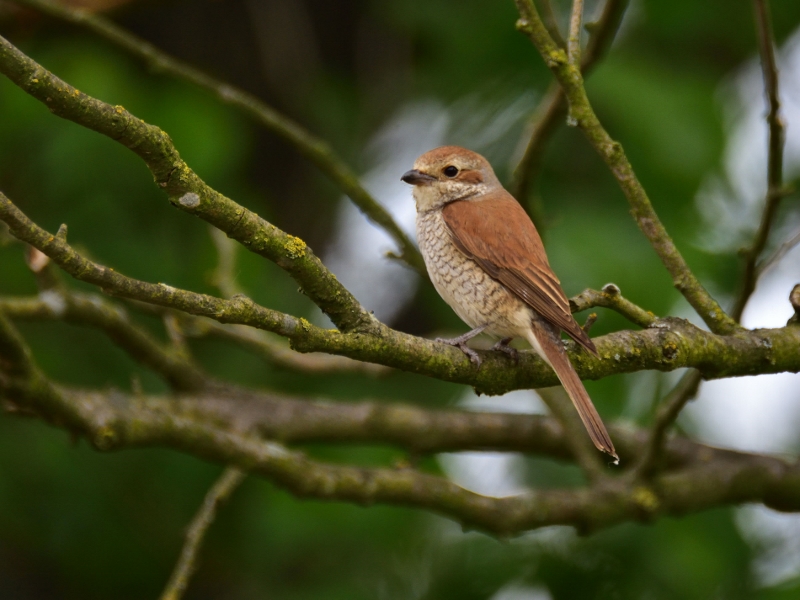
[402,145,616,461]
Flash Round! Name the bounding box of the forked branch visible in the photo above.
[731,0,788,322]
[512,0,629,204]
[513,0,739,336]
[9,0,426,275]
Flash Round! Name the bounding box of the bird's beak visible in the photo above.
[401,169,436,185]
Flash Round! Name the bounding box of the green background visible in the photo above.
[1,0,800,598]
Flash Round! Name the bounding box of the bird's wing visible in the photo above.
[441,190,597,354]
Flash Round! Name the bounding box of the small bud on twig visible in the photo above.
[602,283,620,296]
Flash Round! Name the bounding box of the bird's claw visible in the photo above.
[491,337,519,363]
[435,336,482,366]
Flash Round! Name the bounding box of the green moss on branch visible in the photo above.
[0,34,373,332]
[513,0,739,336]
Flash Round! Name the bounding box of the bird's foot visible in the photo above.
[491,337,519,363]
[435,325,487,366]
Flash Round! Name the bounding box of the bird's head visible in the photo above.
[401,146,501,212]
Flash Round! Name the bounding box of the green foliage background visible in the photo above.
[1,0,799,598]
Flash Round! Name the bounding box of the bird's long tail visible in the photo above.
[526,320,618,462]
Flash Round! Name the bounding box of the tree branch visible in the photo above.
[0,33,374,333]
[2,188,800,397]
[633,369,703,478]
[758,225,800,278]
[160,467,246,600]
[537,0,567,49]
[0,290,208,391]
[512,0,629,205]
[4,297,800,537]
[513,0,739,335]
[203,224,386,374]
[731,0,788,322]
[9,0,426,275]
[569,283,657,328]
[567,0,584,68]
[5,368,800,537]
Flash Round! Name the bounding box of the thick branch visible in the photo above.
[3,305,799,537]
[10,0,425,274]
[0,34,374,333]
[2,189,799,398]
[731,0,787,322]
[513,0,739,335]
[5,373,800,537]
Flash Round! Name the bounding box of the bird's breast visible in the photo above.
[416,210,531,338]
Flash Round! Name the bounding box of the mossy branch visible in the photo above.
[3,282,800,536]
[0,290,208,392]
[569,284,657,328]
[3,189,800,399]
[9,0,425,275]
[513,0,739,336]
[512,0,629,205]
[3,33,785,398]
[5,365,800,537]
[0,33,374,333]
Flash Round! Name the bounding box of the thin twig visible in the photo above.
[633,370,702,478]
[514,0,738,335]
[208,227,245,299]
[0,289,208,392]
[511,0,630,206]
[9,0,425,275]
[731,0,787,322]
[198,321,388,375]
[758,225,800,277]
[160,467,247,600]
[567,0,584,67]
[121,298,387,374]
[0,309,35,378]
[538,0,567,48]
[569,284,657,328]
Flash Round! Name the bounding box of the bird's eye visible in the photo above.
[443,166,459,178]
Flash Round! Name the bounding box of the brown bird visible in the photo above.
[402,145,616,461]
